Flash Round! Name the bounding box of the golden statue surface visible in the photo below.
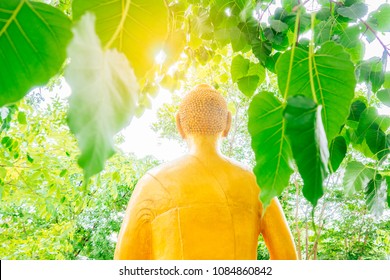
[115,84,297,260]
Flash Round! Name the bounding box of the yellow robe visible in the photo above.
[114,154,297,260]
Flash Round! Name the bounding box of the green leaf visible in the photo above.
[348,99,367,122]
[282,0,299,13]
[386,176,390,207]
[265,52,281,73]
[17,111,26,125]
[270,19,288,33]
[248,92,294,208]
[1,136,12,149]
[338,25,362,48]
[365,175,387,217]
[284,95,329,207]
[237,75,259,97]
[367,3,390,32]
[276,41,356,143]
[231,56,264,97]
[316,7,331,21]
[356,107,390,144]
[0,167,6,179]
[377,89,390,107]
[231,55,249,82]
[73,0,169,78]
[357,57,384,93]
[26,153,33,163]
[191,8,214,38]
[230,25,250,52]
[0,0,72,106]
[251,38,272,64]
[384,72,390,88]
[59,169,67,177]
[65,13,138,179]
[314,20,334,45]
[342,161,375,196]
[249,63,265,84]
[365,126,389,160]
[329,136,347,173]
[210,0,244,29]
[337,2,368,19]
[346,41,365,64]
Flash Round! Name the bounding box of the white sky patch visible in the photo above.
[119,88,186,161]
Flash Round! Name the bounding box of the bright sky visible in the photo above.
[119,89,186,161]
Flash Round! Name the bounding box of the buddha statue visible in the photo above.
[114,84,297,260]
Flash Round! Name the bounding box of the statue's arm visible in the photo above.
[114,176,155,260]
[260,198,298,260]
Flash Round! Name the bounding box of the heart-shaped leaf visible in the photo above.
[276,41,356,143]
[0,0,71,106]
[248,91,294,207]
[329,135,347,173]
[65,13,138,179]
[284,95,329,207]
[342,161,375,196]
[73,0,169,78]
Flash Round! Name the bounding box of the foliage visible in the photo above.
[0,92,159,259]
[0,0,72,106]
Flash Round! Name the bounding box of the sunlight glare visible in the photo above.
[225,8,231,17]
[155,49,167,65]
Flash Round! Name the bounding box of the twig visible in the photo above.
[360,19,390,58]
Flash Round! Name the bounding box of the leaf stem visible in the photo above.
[359,19,390,58]
[0,0,24,37]
[308,12,319,104]
[104,0,131,50]
[283,8,301,100]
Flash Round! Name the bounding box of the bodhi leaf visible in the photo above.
[386,176,390,207]
[337,2,368,20]
[384,72,390,88]
[231,55,249,82]
[377,89,390,107]
[0,0,72,106]
[356,107,390,144]
[348,99,367,122]
[284,95,329,207]
[251,38,272,65]
[342,161,375,196]
[237,75,259,97]
[231,55,264,97]
[276,41,356,143]
[270,19,288,33]
[357,57,384,93]
[365,175,387,217]
[329,135,347,173]
[73,0,169,78]
[248,91,294,208]
[65,13,138,179]
[367,3,390,32]
[364,124,390,161]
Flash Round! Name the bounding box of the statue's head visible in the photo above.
[176,84,231,139]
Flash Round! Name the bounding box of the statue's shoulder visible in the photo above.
[222,156,254,175]
[146,155,194,178]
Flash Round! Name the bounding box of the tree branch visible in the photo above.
[360,19,390,58]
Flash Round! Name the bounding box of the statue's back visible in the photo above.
[145,155,262,259]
